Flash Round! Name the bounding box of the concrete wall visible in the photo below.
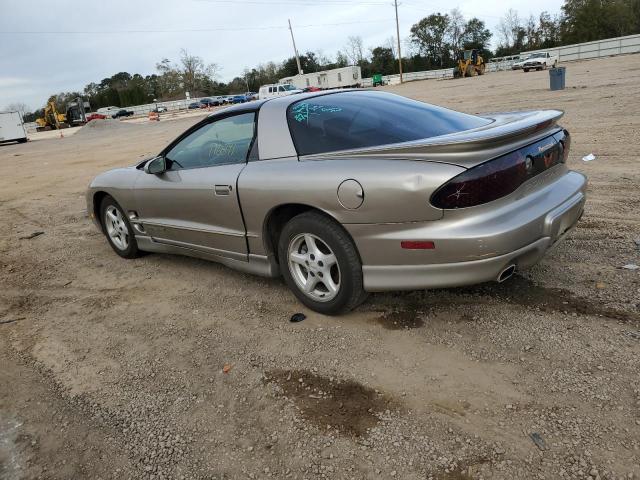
[361,34,640,86]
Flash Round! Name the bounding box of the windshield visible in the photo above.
[281,84,297,91]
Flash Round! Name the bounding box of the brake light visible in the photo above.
[431,133,565,209]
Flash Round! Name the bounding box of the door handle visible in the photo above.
[214,185,232,196]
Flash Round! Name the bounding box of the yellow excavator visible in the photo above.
[35,100,68,131]
[454,49,486,78]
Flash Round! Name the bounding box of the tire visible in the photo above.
[99,195,142,259]
[278,212,368,315]
[523,68,529,73]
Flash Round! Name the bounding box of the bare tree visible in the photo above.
[498,8,521,48]
[315,50,332,68]
[448,8,466,57]
[344,36,365,66]
[6,102,29,114]
[180,49,218,95]
[384,36,397,59]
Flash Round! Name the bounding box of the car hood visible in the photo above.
[308,109,564,169]
[89,165,139,189]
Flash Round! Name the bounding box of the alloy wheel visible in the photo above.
[287,233,341,302]
[104,205,129,251]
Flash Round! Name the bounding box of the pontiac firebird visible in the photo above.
[87,90,586,314]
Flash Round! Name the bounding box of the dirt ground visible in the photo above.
[1,54,639,480]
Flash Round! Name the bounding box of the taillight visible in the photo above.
[554,129,571,162]
[431,132,565,209]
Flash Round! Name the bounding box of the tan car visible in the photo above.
[87,90,586,314]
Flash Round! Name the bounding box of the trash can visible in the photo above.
[549,67,566,91]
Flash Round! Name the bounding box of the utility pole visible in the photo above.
[288,19,303,75]
[394,0,403,83]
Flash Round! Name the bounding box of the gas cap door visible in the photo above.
[337,179,364,210]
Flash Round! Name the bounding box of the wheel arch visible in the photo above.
[93,190,111,231]
[262,203,361,264]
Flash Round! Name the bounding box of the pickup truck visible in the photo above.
[522,52,559,72]
[112,109,134,119]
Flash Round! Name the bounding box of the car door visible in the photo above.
[134,112,256,261]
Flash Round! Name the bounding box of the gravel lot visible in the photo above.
[1,54,639,480]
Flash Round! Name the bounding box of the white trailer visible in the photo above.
[280,66,362,90]
[0,111,28,144]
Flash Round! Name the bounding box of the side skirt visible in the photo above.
[135,236,280,278]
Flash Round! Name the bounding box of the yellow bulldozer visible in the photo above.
[454,49,486,78]
[35,100,68,131]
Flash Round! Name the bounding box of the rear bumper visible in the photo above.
[346,170,586,292]
[362,234,559,291]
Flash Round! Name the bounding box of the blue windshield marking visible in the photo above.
[291,102,343,123]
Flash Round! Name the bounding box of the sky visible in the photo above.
[0,0,563,111]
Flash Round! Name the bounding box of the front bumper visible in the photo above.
[345,170,586,292]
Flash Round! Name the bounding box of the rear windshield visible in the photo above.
[287,91,490,156]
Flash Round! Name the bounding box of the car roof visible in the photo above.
[207,89,370,119]
[206,99,268,117]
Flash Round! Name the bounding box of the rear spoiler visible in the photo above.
[310,110,564,167]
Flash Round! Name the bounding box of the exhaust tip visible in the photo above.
[498,264,516,283]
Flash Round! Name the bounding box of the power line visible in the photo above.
[0,19,392,35]
[194,0,390,5]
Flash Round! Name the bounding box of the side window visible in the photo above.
[278,86,285,92]
[269,87,273,93]
[165,113,255,170]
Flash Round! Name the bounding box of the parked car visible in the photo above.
[188,102,201,110]
[511,55,533,70]
[232,95,247,104]
[244,92,258,101]
[97,106,120,115]
[258,83,303,100]
[86,113,107,122]
[522,52,559,72]
[112,109,134,119]
[87,90,585,315]
[199,98,221,108]
[152,106,168,113]
[302,86,322,93]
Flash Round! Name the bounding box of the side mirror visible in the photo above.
[144,156,166,175]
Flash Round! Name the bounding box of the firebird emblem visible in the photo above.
[538,142,554,152]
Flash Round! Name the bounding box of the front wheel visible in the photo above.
[278,212,367,315]
[100,195,142,259]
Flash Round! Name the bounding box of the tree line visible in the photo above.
[12,0,640,121]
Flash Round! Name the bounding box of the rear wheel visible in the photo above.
[278,212,367,315]
[523,68,530,73]
[100,196,141,259]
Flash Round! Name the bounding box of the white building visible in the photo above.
[280,66,362,90]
